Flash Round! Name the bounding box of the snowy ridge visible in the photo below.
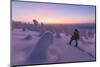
[11,29,95,65]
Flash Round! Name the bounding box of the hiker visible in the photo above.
[69,29,80,47]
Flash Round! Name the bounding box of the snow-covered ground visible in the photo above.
[11,29,96,66]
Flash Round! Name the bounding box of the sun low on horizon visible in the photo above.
[12,1,96,24]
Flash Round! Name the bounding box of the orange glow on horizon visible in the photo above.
[13,16,95,24]
[12,1,95,24]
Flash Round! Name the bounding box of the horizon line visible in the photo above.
[12,20,95,25]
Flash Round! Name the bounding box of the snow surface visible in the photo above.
[11,29,96,66]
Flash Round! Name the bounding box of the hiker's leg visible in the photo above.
[69,38,73,45]
[75,40,78,47]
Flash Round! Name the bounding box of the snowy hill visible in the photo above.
[11,29,95,66]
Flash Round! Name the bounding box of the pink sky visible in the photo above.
[12,1,96,24]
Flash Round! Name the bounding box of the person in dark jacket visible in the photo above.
[69,29,80,47]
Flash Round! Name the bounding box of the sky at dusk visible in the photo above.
[12,1,96,24]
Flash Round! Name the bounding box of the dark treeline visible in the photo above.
[11,19,95,37]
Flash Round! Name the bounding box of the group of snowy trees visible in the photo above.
[12,19,62,38]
